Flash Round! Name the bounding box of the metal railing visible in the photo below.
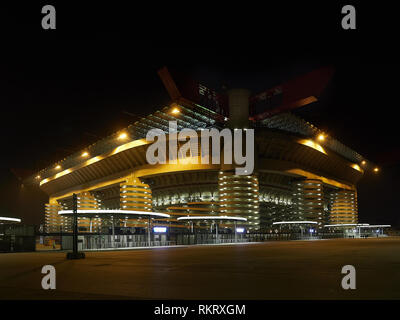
[32,231,394,252]
[81,237,177,250]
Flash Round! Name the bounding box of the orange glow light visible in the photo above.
[171,107,180,114]
[118,133,128,140]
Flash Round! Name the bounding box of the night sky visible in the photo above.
[1,3,399,226]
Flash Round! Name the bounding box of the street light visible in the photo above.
[66,193,85,259]
[55,165,61,170]
[81,151,89,157]
[373,167,379,173]
[317,134,325,142]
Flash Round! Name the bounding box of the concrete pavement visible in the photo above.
[1,237,400,299]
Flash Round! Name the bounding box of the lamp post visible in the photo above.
[66,193,85,259]
[148,217,151,247]
[111,216,115,248]
[234,221,237,243]
[73,193,78,253]
[215,221,218,244]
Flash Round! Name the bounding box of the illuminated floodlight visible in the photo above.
[153,226,167,233]
[361,160,366,165]
[317,134,325,142]
[373,167,379,173]
[118,132,128,140]
[55,165,61,170]
[35,175,41,179]
[82,151,89,157]
[236,227,245,233]
[171,107,180,114]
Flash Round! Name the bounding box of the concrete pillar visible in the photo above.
[294,179,323,227]
[329,189,358,225]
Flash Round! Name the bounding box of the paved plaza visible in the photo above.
[1,237,399,299]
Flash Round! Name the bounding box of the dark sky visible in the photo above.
[1,3,399,226]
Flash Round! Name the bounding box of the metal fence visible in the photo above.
[171,232,313,245]
[0,236,36,252]
[0,225,36,253]
[28,231,392,252]
[82,237,177,250]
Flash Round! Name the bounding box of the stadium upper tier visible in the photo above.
[25,105,371,187]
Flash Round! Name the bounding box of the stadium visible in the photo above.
[22,67,384,247]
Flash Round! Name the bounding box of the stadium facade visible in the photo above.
[24,67,377,236]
